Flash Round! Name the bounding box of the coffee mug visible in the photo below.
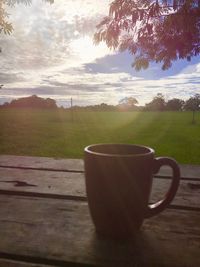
[84,144,180,239]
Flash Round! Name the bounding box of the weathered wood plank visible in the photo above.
[0,195,199,267]
[0,168,199,209]
[0,168,85,197]
[0,155,83,172]
[1,155,200,179]
[0,258,56,267]
[150,178,200,209]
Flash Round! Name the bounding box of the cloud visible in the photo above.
[0,0,111,72]
[0,0,200,106]
[0,72,25,84]
[0,0,114,103]
[1,61,200,106]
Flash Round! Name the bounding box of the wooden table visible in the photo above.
[0,155,199,267]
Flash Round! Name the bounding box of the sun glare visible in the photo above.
[70,36,112,63]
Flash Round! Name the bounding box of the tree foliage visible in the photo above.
[94,0,200,70]
[119,96,138,106]
[184,94,200,111]
[184,94,200,123]
[165,98,185,111]
[1,94,57,109]
[118,96,139,110]
[0,0,13,35]
[144,93,166,110]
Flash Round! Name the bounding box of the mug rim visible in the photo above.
[84,143,154,157]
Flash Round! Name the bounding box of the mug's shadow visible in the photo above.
[89,228,162,267]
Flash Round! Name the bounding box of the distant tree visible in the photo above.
[93,103,117,111]
[166,98,185,111]
[119,97,138,106]
[118,97,138,110]
[144,93,166,111]
[94,0,200,70]
[99,103,110,110]
[184,94,200,123]
[5,95,57,109]
[69,103,117,112]
[45,98,57,108]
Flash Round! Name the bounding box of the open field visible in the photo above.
[0,109,200,164]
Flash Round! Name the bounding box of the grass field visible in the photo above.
[0,109,200,164]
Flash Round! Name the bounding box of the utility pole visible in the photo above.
[70,97,73,122]
[70,98,73,109]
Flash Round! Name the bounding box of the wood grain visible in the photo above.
[0,258,56,267]
[0,168,199,209]
[1,155,200,179]
[0,195,199,267]
[0,156,199,266]
[0,155,83,172]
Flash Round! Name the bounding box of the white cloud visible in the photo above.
[0,0,111,71]
[2,62,200,106]
[0,0,200,106]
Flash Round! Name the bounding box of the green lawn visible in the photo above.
[0,109,200,164]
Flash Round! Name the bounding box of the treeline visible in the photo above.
[143,93,200,112]
[1,93,200,112]
[0,95,57,109]
[69,94,200,112]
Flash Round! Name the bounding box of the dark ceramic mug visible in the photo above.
[84,144,180,239]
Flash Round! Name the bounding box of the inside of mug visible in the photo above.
[87,144,153,156]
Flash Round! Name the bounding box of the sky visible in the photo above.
[0,0,200,107]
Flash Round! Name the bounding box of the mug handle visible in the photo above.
[145,157,180,218]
